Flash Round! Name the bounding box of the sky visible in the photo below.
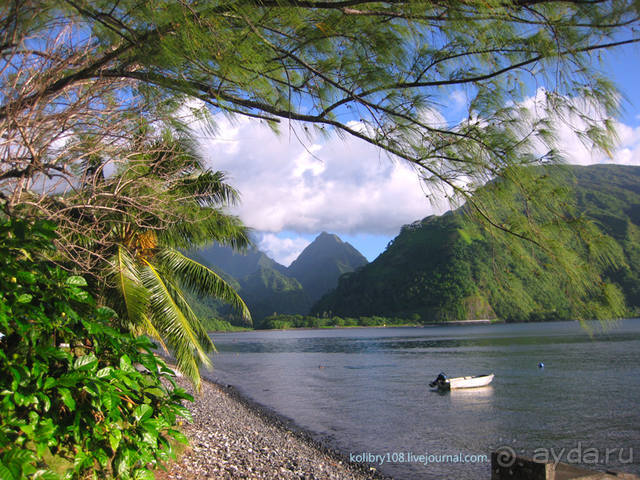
[195,42,640,267]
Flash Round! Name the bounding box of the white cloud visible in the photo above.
[607,123,640,165]
[518,88,640,166]
[450,90,467,112]
[192,92,640,252]
[196,116,435,236]
[257,233,311,267]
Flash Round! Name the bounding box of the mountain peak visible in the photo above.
[190,233,368,321]
[316,231,342,243]
[288,233,368,303]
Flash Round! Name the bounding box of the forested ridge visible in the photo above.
[314,165,640,323]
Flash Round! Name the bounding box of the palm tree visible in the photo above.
[36,128,252,390]
[108,135,252,390]
[113,227,250,391]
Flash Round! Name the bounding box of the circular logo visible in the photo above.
[495,446,516,468]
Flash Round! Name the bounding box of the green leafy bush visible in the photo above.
[0,220,192,480]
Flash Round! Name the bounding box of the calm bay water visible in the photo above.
[204,320,640,479]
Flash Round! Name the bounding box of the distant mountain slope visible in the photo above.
[187,245,307,325]
[192,244,287,279]
[312,213,484,321]
[239,267,310,321]
[288,232,369,303]
[188,232,368,323]
[313,165,640,322]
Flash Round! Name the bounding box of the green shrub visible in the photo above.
[343,317,358,326]
[0,220,192,480]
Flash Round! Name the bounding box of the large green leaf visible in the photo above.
[133,404,153,422]
[58,388,76,411]
[65,276,88,287]
[73,354,98,372]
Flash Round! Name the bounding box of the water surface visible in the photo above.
[205,320,640,479]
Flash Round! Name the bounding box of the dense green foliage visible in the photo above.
[0,220,191,479]
[313,214,488,321]
[315,165,638,323]
[571,166,640,309]
[36,132,252,390]
[257,314,418,330]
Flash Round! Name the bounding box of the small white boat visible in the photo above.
[429,372,494,390]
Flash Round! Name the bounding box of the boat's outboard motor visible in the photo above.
[429,372,447,388]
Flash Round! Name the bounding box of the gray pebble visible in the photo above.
[156,375,388,480]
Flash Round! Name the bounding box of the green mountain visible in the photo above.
[288,232,369,303]
[191,244,287,279]
[313,165,640,322]
[187,233,368,324]
[187,245,307,325]
[238,267,310,321]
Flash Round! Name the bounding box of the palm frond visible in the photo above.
[174,170,242,206]
[140,258,212,390]
[162,275,216,355]
[113,246,151,329]
[139,312,168,353]
[158,211,251,250]
[156,247,252,324]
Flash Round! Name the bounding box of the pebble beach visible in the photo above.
[157,375,388,480]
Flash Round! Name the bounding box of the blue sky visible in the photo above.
[196,41,640,266]
[602,42,640,126]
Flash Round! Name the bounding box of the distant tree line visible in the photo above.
[257,313,423,330]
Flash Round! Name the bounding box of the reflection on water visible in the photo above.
[206,320,640,480]
[216,326,629,354]
[447,386,494,405]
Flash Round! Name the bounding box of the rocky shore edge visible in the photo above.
[156,374,390,480]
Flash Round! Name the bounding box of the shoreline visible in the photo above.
[158,373,390,480]
[208,316,640,334]
[209,319,502,334]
